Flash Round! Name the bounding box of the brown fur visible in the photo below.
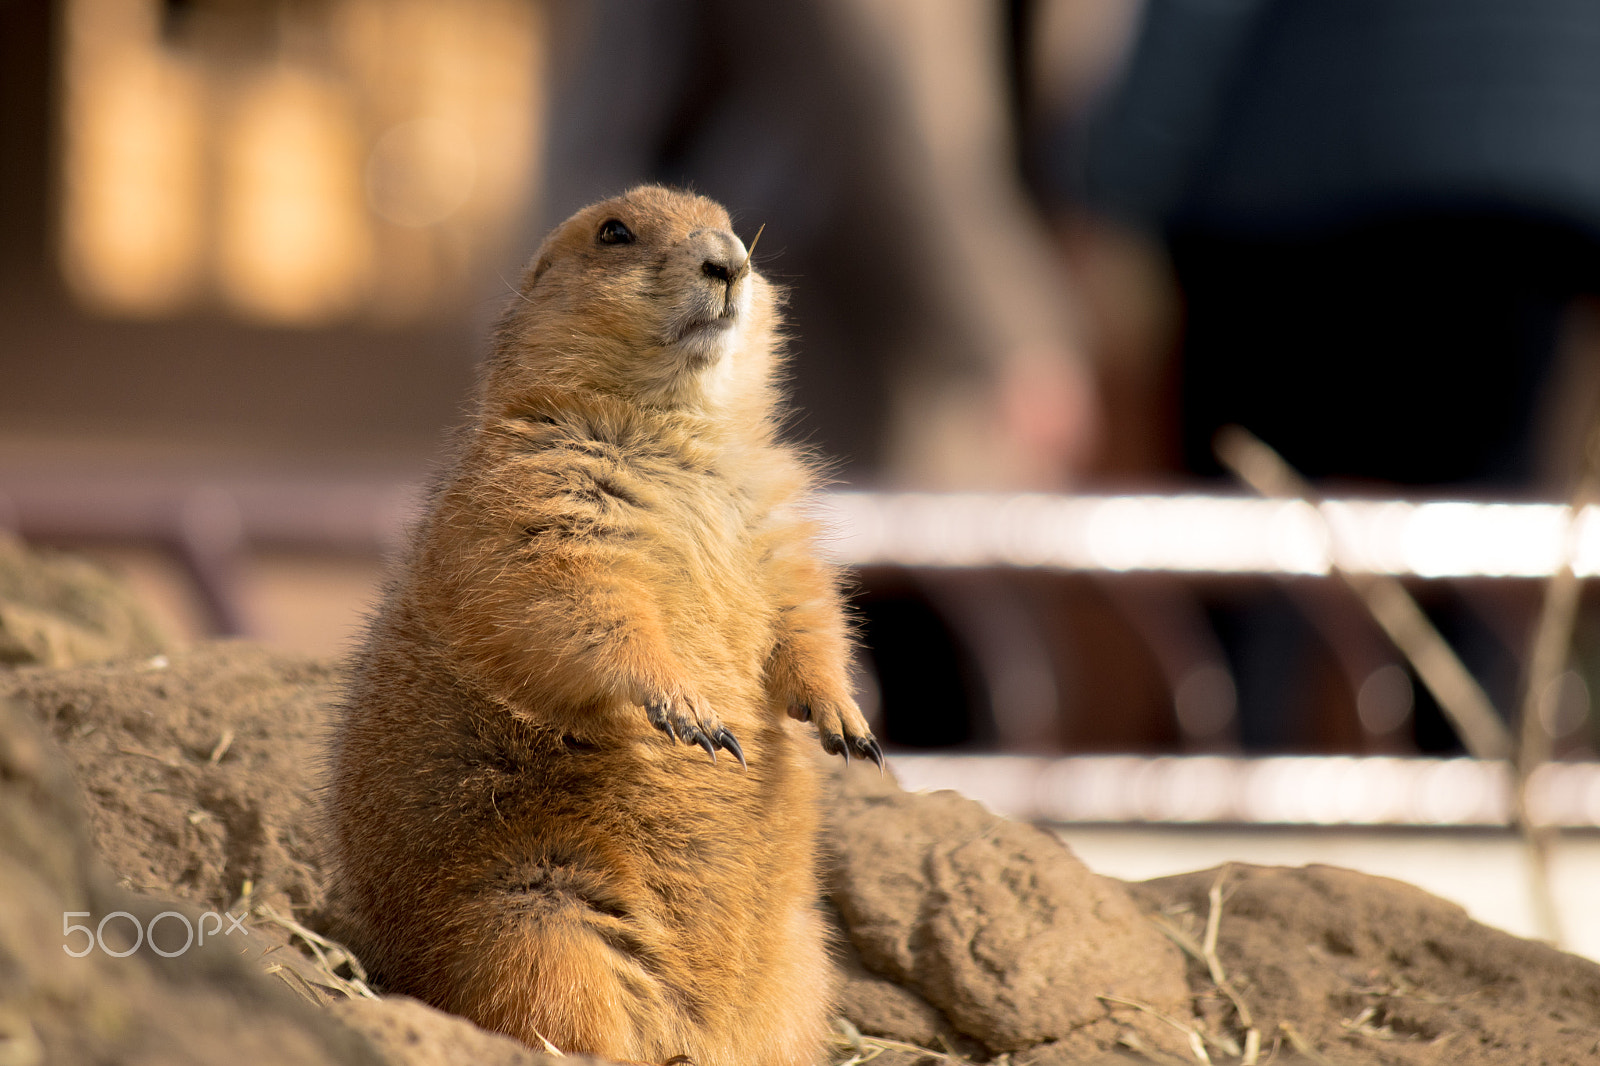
[328,186,877,1066]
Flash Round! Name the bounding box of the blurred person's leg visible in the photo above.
[1173,216,1575,489]
[1171,215,1599,750]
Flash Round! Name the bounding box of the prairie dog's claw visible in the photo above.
[643,694,725,762]
[715,728,746,770]
[646,701,675,739]
[808,696,879,771]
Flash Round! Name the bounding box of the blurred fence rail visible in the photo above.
[820,491,1600,579]
[0,471,425,556]
[7,479,1598,579]
[891,754,1600,829]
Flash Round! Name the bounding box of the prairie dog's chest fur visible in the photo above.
[434,408,803,679]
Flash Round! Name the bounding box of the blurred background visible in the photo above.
[5,0,1600,953]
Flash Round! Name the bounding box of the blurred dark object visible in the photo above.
[1172,217,1598,488]
[1052,0,1600,752]
[1074,0,1600,490]
[1083,0,1600,241]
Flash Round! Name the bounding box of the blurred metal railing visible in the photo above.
[5,478,1593,641]
[819,491,1600,578]
[7,476,1594,582]
[0,470,424,634]
[890,753,1600,829]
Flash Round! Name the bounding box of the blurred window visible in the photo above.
[59,0,543,325]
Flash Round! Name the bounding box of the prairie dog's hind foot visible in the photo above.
[792,696,882,769]
[643,691,746,767]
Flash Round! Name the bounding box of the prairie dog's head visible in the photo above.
[490,186,779,413]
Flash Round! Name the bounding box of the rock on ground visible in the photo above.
[828,762,1194,1058]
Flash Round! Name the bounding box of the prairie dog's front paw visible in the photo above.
[642,691,745,768]
[792,695,882,769]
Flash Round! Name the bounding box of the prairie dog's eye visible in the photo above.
[597,219,635,245]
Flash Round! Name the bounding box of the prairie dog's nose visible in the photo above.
[691,228,747,283]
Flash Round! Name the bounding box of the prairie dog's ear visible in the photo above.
[527,252,554,286]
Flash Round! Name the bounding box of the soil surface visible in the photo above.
[3,538,1599,1065]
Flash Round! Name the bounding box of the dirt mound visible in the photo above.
[0,532,169,668]
[4,642,333,917]
[1134,864,1600,1065]
[0,675,383,1065]
[6,630,1600,1065]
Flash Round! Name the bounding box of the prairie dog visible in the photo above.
[328,186,878,1066]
